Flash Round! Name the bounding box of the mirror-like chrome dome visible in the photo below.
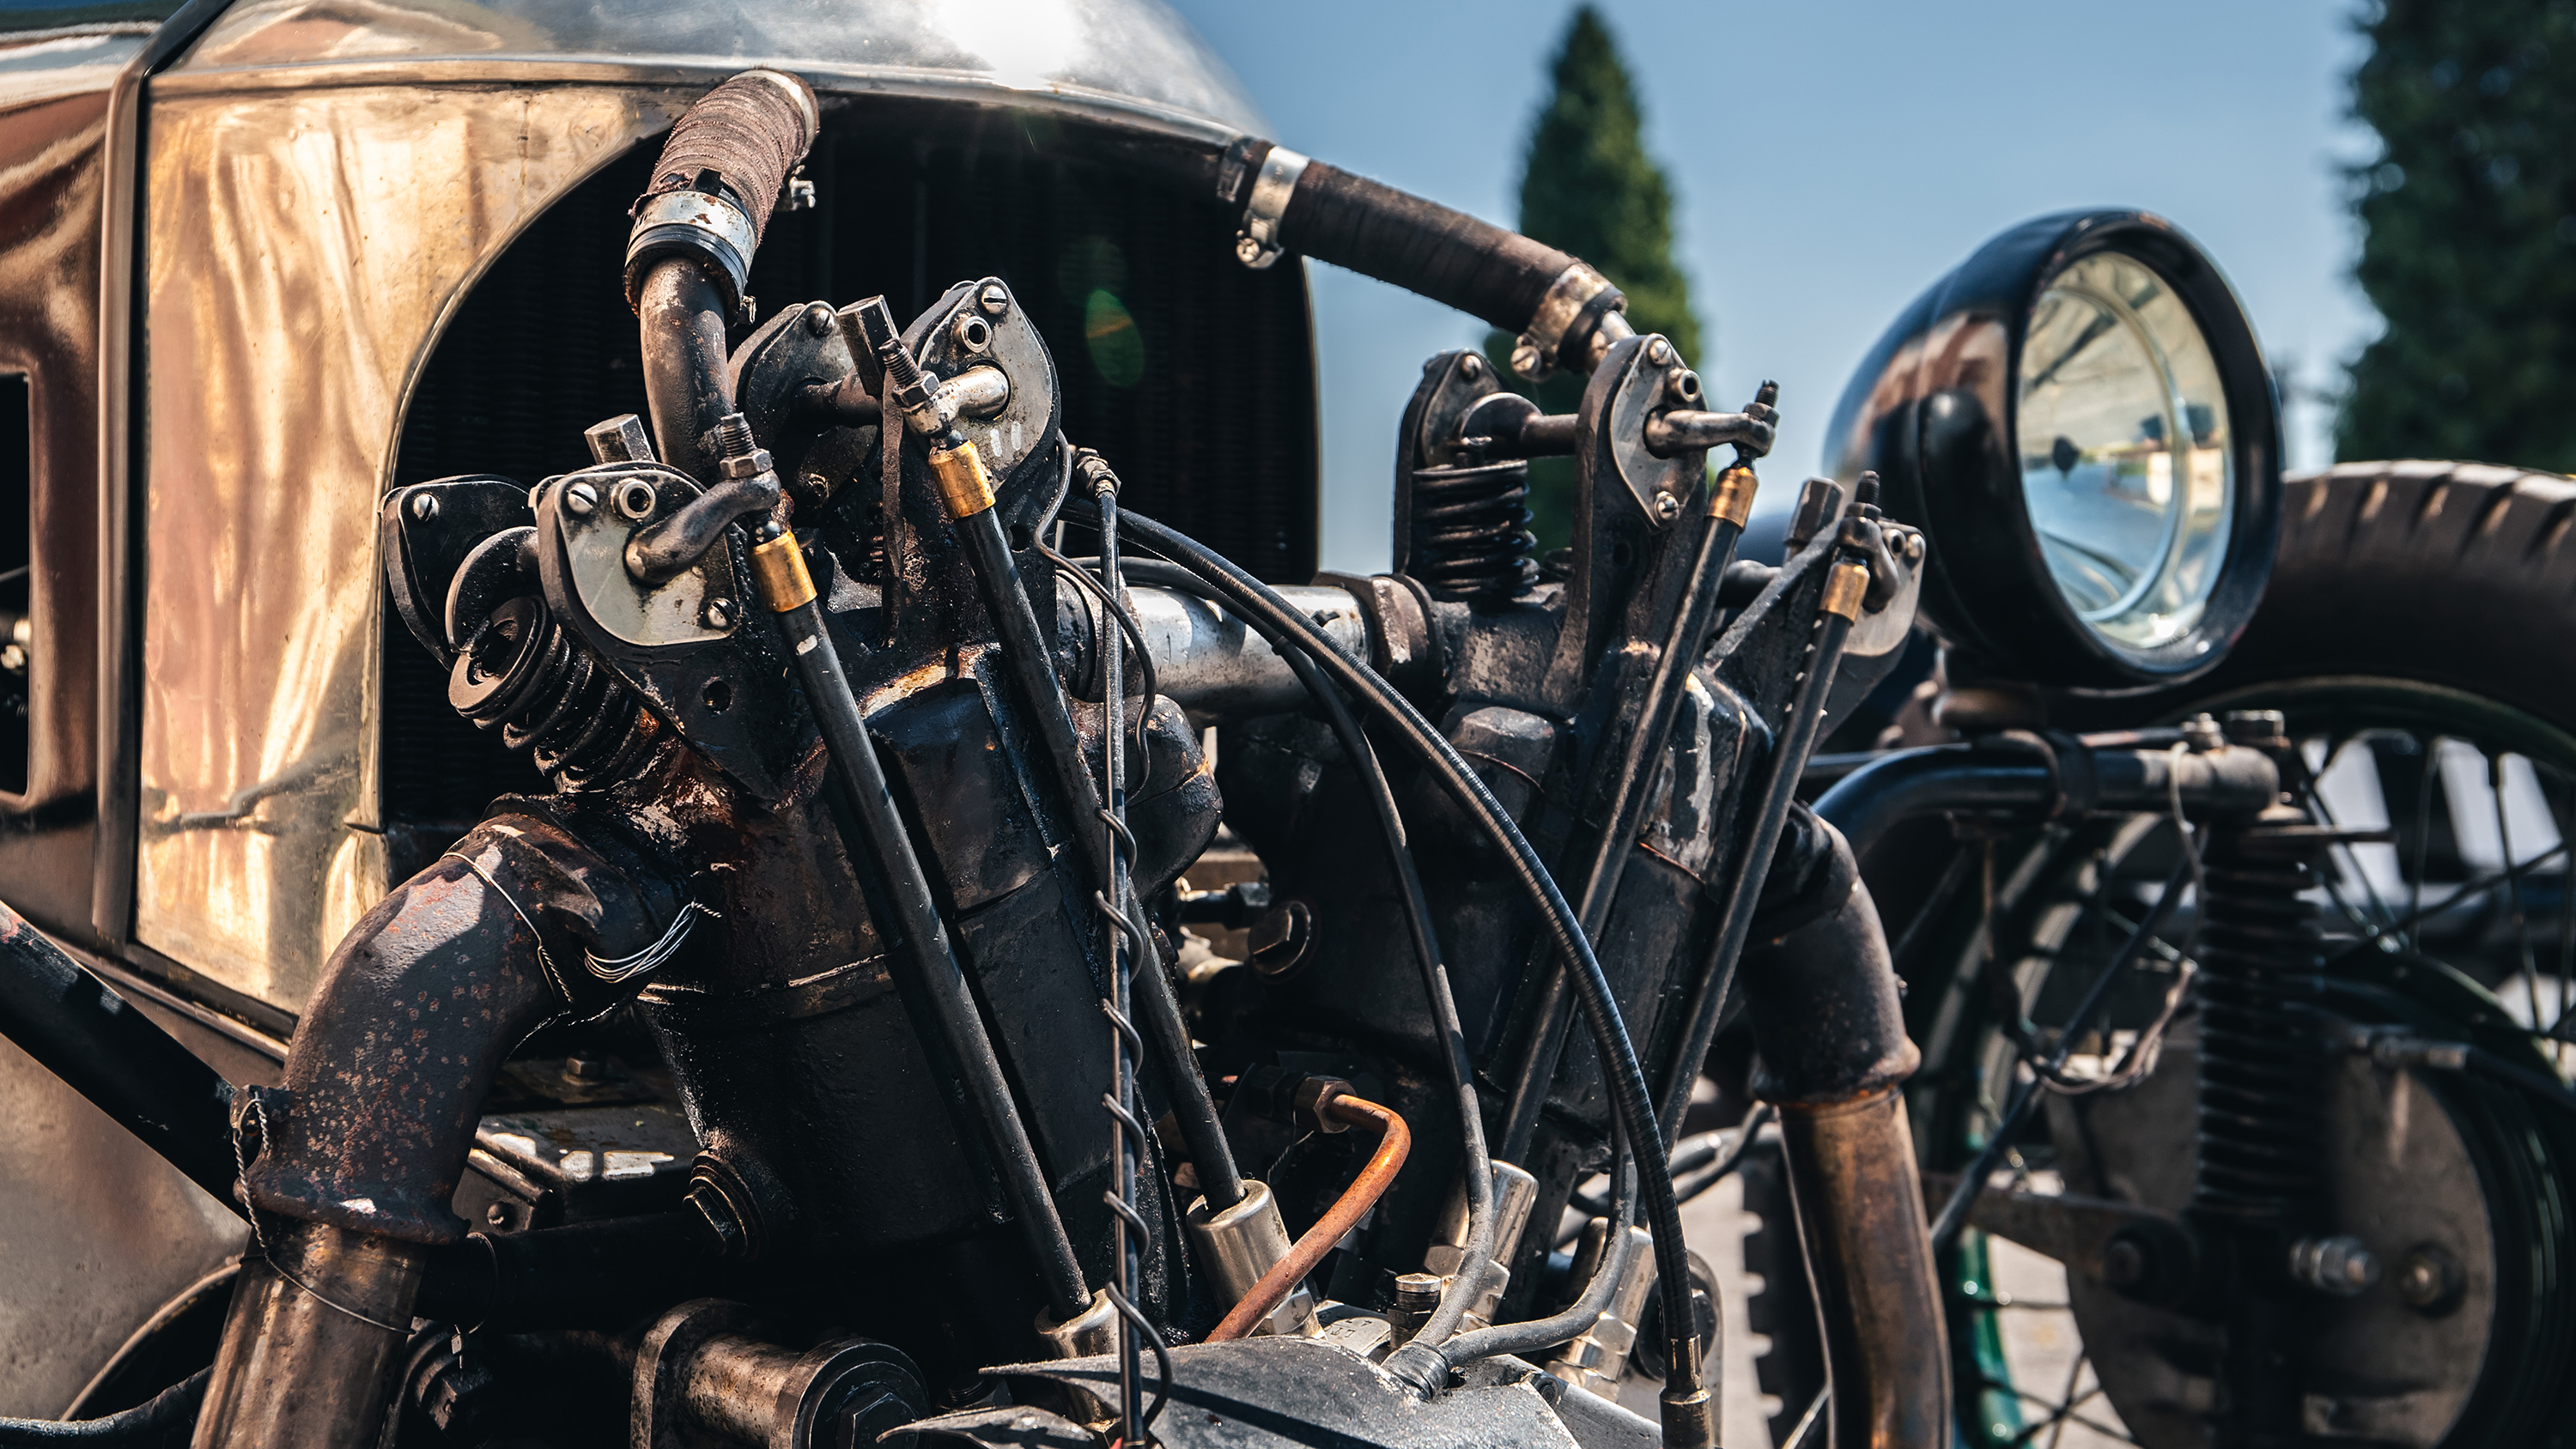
[172,0,1267,140]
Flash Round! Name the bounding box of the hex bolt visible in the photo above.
[705,597,737,630]
[1247,901,1313,978]
[804,302,835,337]
[564,480,599,517]
[977,282,1011,318]
[408,491,440,523]
[616,478,659,520]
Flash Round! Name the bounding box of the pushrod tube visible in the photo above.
[1656,562,1867,1138]
[746,522,1091,1321]
[1103,508,1714,1449]
[952,471,1249,1216]
[1498,503,1750,1164]
[1116,558,1499,1351]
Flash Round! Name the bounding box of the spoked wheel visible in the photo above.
[1899,464,2576,1448]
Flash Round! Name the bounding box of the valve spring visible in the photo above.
[2189,821,2328,1222]
[448,593,651,785]
[1407,458,1538,603]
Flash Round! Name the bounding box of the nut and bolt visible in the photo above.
[705,597,737,630]
[615,478,659,520]
[803,302,835,337]
[2395,1246,2461,1310]
[2287,1234,2381,1296]
[1389,1272,1446,1345]
[407,491,440,523]
[977,282,1012,318]
[1247,900,1314,978]
[564,480,599,517]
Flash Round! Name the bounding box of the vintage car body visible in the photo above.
[0,1,1314,1414]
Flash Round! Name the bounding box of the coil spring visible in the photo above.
[448,593,650,784]
[2189,819,2328,1221]
[1408,458,1538,603]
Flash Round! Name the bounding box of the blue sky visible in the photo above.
[1166,0,2382,573]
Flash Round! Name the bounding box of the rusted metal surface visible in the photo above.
[241,808,683,1244]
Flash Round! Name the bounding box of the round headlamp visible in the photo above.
[1823,210,2281,689]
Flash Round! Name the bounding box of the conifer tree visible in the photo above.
[2340,1,2576,467]
[1488,6,1704,550]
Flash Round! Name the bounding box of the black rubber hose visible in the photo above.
[1267,627,1495,1352]
[762,549,1091,1321]
[0,905,238,1212]
[1809,749,2053,864]
[1267,152,1615,348]
[1498,512,1746,1163]
[0,1368,207,1446]
[956,506,1247,1213]
[1115,556,1499,1338]
[626,70,818,483]
[1097,510,1709,1442]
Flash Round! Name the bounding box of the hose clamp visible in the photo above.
[1512,263,1624,381]
[624,187,758,319]
[1234,144,1309,270]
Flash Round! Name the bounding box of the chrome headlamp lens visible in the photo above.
[1825,211,2280,689]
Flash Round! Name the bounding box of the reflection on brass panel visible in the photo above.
[135,84,679,1009]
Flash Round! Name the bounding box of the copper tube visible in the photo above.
[1205,1094,1409,1342]
[1776,1085,1951,1448]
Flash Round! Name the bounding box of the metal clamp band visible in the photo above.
[624,187,757,314]
[1510,263,1622,381]
[928,440,999,519]
[1234,145,1309,270]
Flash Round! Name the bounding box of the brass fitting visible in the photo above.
[750,530,817,612]
[927,438,997,519]
[1709,464,1759,528]
[1820,558,1870,621]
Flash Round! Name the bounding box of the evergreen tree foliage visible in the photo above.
[1485,6,1704,551]
[2340,1,2576,468]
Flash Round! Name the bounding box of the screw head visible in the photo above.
[1510,338,1545,379]
[1654,490,1683,522]
[564,480,598,516]
[407,491,440,523]
[1646,336,1674,366]
[615,478,658,520]
[803,302,834,337]
[705,597,736,629]
[1460,353,1485,380]
[978,282,1011,318]
[485,1202,512,1228]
